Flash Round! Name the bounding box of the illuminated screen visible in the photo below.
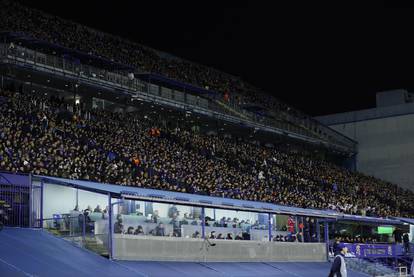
[377,226,394,234]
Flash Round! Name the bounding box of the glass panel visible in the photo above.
[113,200,202,239]
[204,207,267,241]
[41,182,110,257]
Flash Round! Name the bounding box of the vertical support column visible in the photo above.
[294,216,298,234]
[201,207,206,239]
[29,174,32,228]
[268,213,272,242]
[76,188,79,210]
[40,180,44,229]
[324,222,329,261]
[316,218,321,243]
[108,193,113,260]
[82,214,86,241]
[19,188,22,227]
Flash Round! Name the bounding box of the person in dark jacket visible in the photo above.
[329,244,348,277]
[154,223,165,236]
[332,238,341,255]
[403,233,410,254]
[113,216,123,234]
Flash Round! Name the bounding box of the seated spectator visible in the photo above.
[235,233,243,240]
[209,231,216,239]
[192,231,201,238]
[153,223,165,236]
[0,89,412,220]
[242,232,250,240]
[126,226,134,235]
[226,233,233,240]
[134,225,145,235]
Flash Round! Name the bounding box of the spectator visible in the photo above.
[93,205,102,213]
[134,225,145,235]
[114,216,123,234]
[403,233,410,254]
[329,244,348,277]
[0,89,412,219]
[192,231,201,238]
[153,223,165,236]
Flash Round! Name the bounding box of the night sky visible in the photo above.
[17,1,414,116]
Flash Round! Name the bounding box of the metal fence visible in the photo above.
[0,173,42,228]
[0,183,30,227]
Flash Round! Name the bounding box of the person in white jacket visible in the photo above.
[329,244,348,277]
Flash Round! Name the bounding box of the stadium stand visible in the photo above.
[0,2,413,276]
[0,0,357,151]
[0,89,413,218]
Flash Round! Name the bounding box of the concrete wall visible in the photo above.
[113,235,327,262]
[328,114,414,191]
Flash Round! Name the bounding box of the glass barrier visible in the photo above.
[41,212,109,257]
[40,182,110,257]
[108,199,327,262]
[111,200,203,239]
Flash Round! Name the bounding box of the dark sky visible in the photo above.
[17,1,414,116]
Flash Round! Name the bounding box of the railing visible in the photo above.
[344,257,404,277]
[40,214,109,257]
[0,42,356,152]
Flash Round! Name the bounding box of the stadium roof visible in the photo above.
[136,73,220,96]
[35,175,407,225]
[0,31,134,71]
[36,175,337,218]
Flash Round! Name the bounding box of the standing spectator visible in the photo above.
[403,233,410,254]
[329,244,348,277]
[287,216,295,234]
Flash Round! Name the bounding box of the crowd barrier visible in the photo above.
[113,235,327,262]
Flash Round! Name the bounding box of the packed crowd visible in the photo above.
[0,0,240,95]
[0,0,303,122]
[0,89,413,219]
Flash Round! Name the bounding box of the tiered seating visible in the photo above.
[0,89,413,218]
